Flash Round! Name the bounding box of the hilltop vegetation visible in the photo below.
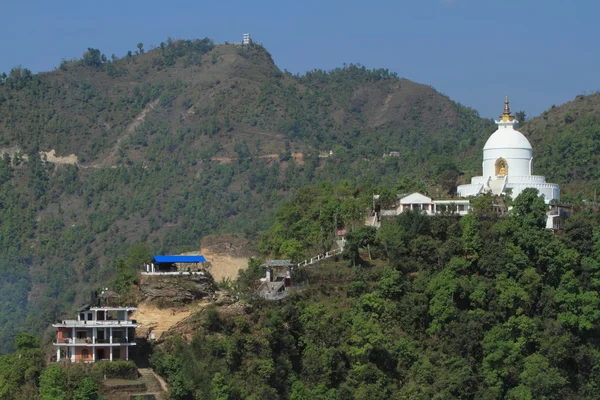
[0,37,492,354]
[149,188,600,400]
[519,92,600,199]
[1,35,600,398]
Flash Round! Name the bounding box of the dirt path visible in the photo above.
[85,99,159,169]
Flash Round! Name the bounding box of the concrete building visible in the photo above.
[53,290,136,363]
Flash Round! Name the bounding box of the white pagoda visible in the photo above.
[457,97,560,203]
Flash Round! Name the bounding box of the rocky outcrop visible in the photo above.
[139,274,216,305]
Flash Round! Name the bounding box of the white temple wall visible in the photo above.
[457,183,483,197]
[505,183,560,203]
[482,148,533,177]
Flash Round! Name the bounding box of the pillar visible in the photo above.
[56,348,61,362]
[109,327,113,344]
[70,347,75,362]
[125,346,129,361]
[93,327,97,344]
[92,349,95,362]
[110,346,113,361]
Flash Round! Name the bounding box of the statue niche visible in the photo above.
[495,158,508,176]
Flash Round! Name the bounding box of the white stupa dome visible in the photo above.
[457,96,560,205]
[483,124,532,151]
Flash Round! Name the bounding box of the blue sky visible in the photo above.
[0,0,598,118]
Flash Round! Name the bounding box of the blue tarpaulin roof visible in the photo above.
[153,255,206,263]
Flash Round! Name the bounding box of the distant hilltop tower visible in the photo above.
[243,33,251,45]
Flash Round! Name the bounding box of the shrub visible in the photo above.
[564,112,574,124]
[92,360,137,380]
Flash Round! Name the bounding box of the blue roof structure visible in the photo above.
[153,255,206,263]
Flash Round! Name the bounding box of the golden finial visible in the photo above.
[500,96,514,122]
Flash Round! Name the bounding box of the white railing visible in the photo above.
[55,337,135,345]
[141,271,206,276]
[55,320,135,326]
[297,247,343,267]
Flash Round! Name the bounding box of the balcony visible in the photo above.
[55,337,136,345]
[53,319,136,327]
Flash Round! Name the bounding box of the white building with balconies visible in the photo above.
[53,302,137,363]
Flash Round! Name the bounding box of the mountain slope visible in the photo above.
[0,38,492,354]
[518,92,600,199]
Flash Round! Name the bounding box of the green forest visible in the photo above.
[148,187,600,400]
[0,38,493,356]
[1,36,600,399]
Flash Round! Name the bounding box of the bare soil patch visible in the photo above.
[42,149,78,165]
[132,303,194,341]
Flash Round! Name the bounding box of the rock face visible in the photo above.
[139,274,216,305]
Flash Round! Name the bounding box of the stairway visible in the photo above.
[365,215,380,228]
[488,177,506,195]
[297,247,343,267]
[132,368,168,400]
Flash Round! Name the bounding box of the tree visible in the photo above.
[555,270,600,331]
[39,365,67,400]
[111,258,138,294]
[137,42,144,54]
[461,214,482,259]
[563,112,574,124]
[511,188,547,229]
[279,239,304,262]
[344,226,377,265]
[510,353,566,399]
[82,48,102,67]
[14,333,39,350]
[72,378,98,400]
[515,110,526,123]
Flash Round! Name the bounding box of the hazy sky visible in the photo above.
[1,0,598,118]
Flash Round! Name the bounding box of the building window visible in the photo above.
[113,330,124,343]
[113,347,121,360]
[81,349,89,360]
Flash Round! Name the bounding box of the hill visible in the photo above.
[0,38,495,353]
[518,92,600,200]
[146,188,600,399]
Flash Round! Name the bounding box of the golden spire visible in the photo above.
[500,96,515,122]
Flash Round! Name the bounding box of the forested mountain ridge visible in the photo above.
[0,40,490,166]
[0,36,599,360]
[2,36,600,399]
[518,92,600,198]
[0,38,491,355]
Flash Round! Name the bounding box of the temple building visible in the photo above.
[457,97,560,203]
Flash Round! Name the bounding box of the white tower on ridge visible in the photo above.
[243,33,251,45]
[457,97,560,203]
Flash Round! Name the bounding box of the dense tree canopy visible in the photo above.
[144,188,600,399]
